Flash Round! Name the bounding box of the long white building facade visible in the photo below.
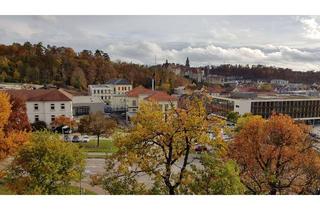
[211,93,320,121]
[5,89,73,126]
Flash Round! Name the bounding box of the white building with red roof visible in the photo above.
[126,86,178,120]
[4,89,73,126]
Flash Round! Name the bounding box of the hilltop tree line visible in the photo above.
[0,42,189,91]
[208,64,320,84]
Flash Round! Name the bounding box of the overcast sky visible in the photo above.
[1,16,320,71]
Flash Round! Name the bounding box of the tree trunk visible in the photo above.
[269,188,277,195]
[97,134,100,147]
[169,187,175,195]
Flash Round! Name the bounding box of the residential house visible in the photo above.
[5,89,73,127]
[126,86,178,121]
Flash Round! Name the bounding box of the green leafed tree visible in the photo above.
[6,131,85,195]
[78,112,117,147]
[70,67,87,90]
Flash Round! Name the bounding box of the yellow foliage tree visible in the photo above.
[101,99,235,195]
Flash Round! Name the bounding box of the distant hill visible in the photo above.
[0,42,190,93]
[208,64,320,84]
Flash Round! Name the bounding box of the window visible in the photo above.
[97,89,100,94]
[94,90,96,94]
[165,104,169,111]
[118,87,121,91]
[75,106,90,116]
[60,103,65,110]
[101,96,104,100]
[235,105,240,108]
[35,115,39,122]
[51,115,55,122]
[124,86,127,91]
[34,103,38,111]
[50,104,55,110]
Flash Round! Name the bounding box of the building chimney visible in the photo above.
[152,78,155,91]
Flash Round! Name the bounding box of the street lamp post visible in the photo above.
[79,170,82,195]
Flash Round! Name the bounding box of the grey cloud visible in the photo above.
[1,16,320,71]
[106,41,320,71]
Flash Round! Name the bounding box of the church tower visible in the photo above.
[185,57,190,68]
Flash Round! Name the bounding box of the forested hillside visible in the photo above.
[209,64,320,84]
[0,42,189,91]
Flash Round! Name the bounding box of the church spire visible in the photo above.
[185,57,190,67]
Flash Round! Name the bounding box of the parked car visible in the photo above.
[72,135,80,143]
[81,135,90,143]
[63,134,71,142]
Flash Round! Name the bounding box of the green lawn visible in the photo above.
[79,139,118,153]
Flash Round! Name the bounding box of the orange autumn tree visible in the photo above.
[229,114,320,195]
[51,115,76,129]
[4,95,31,133]
[0,92,30,161]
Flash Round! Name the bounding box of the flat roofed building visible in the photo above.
[72,96,105,117]
[270,79,289,86]
[211,94,320,121]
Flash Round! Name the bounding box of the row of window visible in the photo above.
[93,86,131,94]
[34,103,65,111]
[101,96,111,100]
[34,114,64,122]
[251,100,320,118]
[74,106,90,116]
[93,89,111,94]
[117,86,131,91]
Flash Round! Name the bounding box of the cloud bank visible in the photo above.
[106,42,320,71]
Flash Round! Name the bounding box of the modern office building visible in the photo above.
[210,93,320,121]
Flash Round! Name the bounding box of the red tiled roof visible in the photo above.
[127,86,177,102]
[126,86,155,97]
[4,89,72,101]
[145,91,178,102]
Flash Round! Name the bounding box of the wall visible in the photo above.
[26,101,73,126]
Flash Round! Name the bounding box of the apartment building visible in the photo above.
[88,84,112,101]
[88,79,132,112]
[126,86,178,120]
[5,89,73,126]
